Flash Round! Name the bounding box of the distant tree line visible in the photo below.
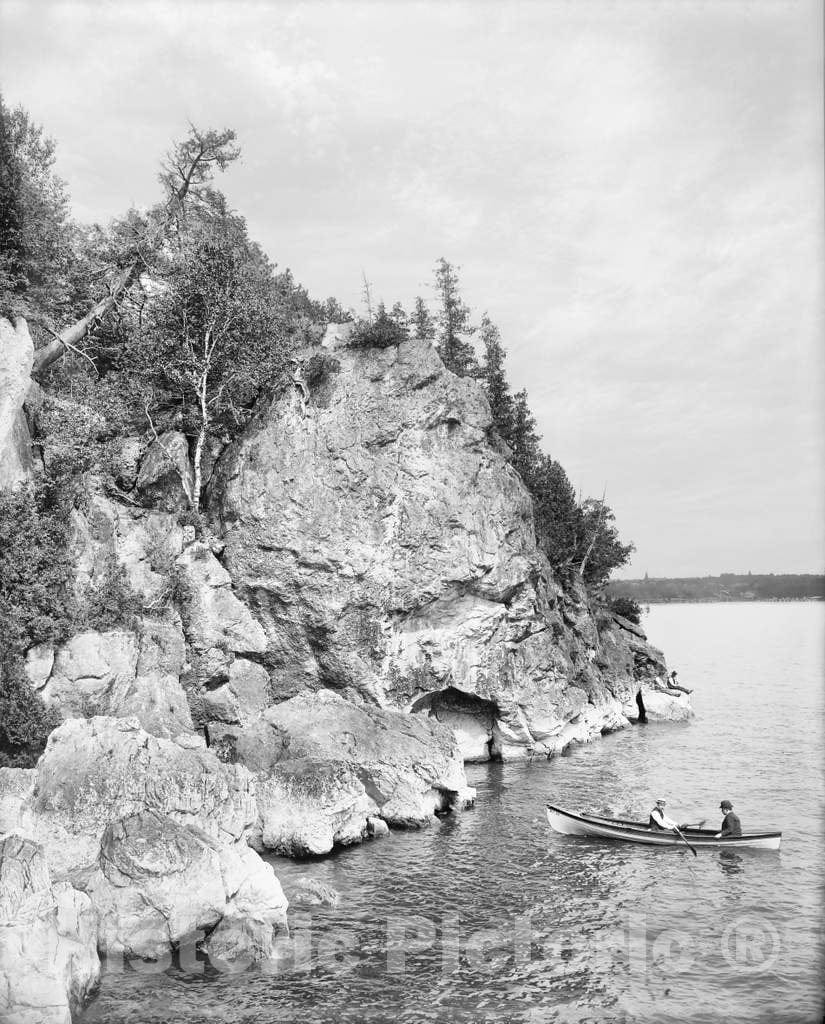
[606,574,825,604]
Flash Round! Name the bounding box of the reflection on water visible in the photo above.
[718,850,744,876]
[84,603,825,1024]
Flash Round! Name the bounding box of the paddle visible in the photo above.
[673,825,698,857]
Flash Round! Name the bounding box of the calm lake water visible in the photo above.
[85,601,824,1023]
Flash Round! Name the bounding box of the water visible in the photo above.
[85,602,824,1023]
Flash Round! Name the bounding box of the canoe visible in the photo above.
[546,803,781,851]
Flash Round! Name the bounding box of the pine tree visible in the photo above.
[509,389,542,488]
[390,301,407,329]
[531,454,580,571]
[478,314,515,442]
[433,257,477,376]
[409,296,435,341]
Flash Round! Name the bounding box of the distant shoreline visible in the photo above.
[633,596,824,605]
[607,573,824,604]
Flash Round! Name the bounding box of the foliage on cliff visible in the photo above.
[0,95,82,332]
[0,482,73,766]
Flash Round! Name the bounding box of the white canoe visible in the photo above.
[546,804,781,851]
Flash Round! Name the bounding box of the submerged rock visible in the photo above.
[0,835,100,1024]
[289,877,340,908]
[209,689,474,855]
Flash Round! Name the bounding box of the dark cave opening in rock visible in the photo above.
[411,686,501,762]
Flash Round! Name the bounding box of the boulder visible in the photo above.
[638,689,694,723]
[0,317,35,491]
[253,759,374,856]
[210,689,474,855]
[28,716,256,875]
[23,644,54,691]
[135,430,194,512]
[200,658,271,725]
[37,625,193,739]
[202,842,289,965]
[83,810,287,965]
[40,630,139,719]
[0,835,99,1024]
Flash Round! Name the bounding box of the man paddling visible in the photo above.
[648,799,680,831]
[715,799,742,839]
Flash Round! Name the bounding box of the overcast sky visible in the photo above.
[2,1,822,577]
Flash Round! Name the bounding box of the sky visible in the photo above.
[2,0,823,577]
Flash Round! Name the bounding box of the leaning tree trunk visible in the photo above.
[31,127,237,378]
[31,264,138,376]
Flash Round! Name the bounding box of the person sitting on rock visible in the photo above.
[665,670,693,695]
[649,799,681,831]
[715,800,742,839]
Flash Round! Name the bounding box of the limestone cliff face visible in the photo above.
[0,318,36,489]
[211,325,685,759]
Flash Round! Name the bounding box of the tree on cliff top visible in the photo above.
[409,296,435,341]
[0,97,76,329]
[509,388,542,487]
[433,258,478,376]
[130,203,289,512]
[31,125,240,377]
[478,314,515,443]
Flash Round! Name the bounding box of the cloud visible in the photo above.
[1,0,821,574]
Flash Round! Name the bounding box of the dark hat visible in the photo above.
[656,799,666,806]
[720,800,733,810]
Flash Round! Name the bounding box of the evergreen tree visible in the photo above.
[509,388,542,488]
[0,97,76,328]
[531,454,580,571]
[390,300,407,329]
[433,257,477,376]
[478,314,515,442]
[409,295,435,341]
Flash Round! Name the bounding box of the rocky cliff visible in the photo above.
[0,315,690,1022]
[210,324,688,759]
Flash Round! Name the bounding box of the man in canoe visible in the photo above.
[715,800,742,839]
[648,799,681,831]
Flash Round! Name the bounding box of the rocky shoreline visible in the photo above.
[0,317,690,1023]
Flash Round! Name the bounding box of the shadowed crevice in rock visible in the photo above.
[411,687,501,763]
